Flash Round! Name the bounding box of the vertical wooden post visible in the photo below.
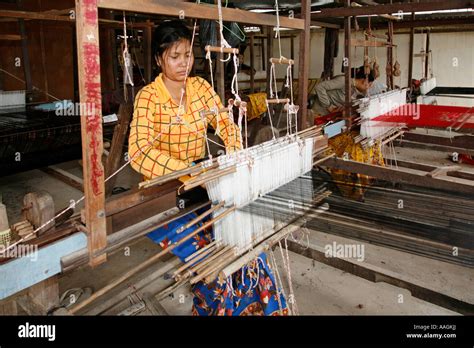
[297,0,311,131]
[75,0,107,267]
[265,27,274,126]
[266,27,273,98]
[344,0,352,127]
[290,34,295,80]
[26,276,59,313]
[105,103,133,196]
[0,301,17,315]
[387,21,394,90]
[249,34,255,94]
[18,19,32,91]
[424,29,430,79]
[144,20,153,84]
[408,13,415,92]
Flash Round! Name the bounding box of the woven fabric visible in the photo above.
[247,92,268,121]
[192,253,288,316]
[129,74,242,179]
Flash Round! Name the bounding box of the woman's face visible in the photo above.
[354,78,370,94]
[157,39,194,82]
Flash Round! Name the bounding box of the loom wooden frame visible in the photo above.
[75,0,312,267]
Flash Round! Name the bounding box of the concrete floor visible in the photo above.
[0,128,471,315]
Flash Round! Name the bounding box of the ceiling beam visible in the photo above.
[311,20,341,29]
[393,17,474,29]
[0,9,73,21]
[98,0,305,29]
[312,0,474,18]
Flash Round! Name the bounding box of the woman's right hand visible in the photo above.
[327,105,343,113]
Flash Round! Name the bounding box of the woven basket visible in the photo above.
[0,228,11,247]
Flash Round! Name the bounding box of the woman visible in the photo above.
[311,66,375,117]
[129,20,240,178]
[128,20,287,316]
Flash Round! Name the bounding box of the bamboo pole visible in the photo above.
[266,98,290,104]
[205,45,239,54]
[269,57,294,65]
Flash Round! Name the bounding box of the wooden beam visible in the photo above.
[98,0,304,29]
[424,29,430,79]
[351,38,395,47]
[387,21,394,90]
[311,20,340,29]
[26,276,59,313]
[76,0,107,267]
[0,9,73,21]
[105,103,133,196]
[249,34,255,94]
[0,9,151,27]
[408,13,415,92]
[321,157,474,195]
[144,20,153,84]
[18,18,32,91]
[351,1,401,21]
[266,27,273,99]
[0,300,17,315]
[41,166,84,192]
[0,34,21,40]
[312,0,474,18]
[393,17,474,29]
[343,0,352,125]
[297,0,311,131]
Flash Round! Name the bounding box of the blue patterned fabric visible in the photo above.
[147,211,288,316]
[192,253,288,316]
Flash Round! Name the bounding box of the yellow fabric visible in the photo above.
[246,92,268,121]
[327,132,384,200]
[129,74,242,179]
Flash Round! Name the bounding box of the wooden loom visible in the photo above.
[0,0,315,315]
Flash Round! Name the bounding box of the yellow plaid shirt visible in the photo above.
[129,74,242,179]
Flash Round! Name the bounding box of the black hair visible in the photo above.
[351,65,375,82]
[152,20,192,59]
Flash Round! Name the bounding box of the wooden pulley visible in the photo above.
[363,56,371,76]
[372,58,380,79]
[22,191,55,236]
[393,61,401,77]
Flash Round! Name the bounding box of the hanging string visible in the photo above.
[122,11,134,102]
[275,0,283,59]
[0,68,61,102]
[269,249,286,315]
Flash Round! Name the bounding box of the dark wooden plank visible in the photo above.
[105,103,133,196]
[109,191,176,233]
[321,157,474,195]
[408,13,415,92]
[41,166,84,192]
[312,1,474,18]
[343,0,352,125]
[297,0,311,130]
[249,34,255,94]
[105,180,180,216]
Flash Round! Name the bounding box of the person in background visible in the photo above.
[368,79,388,96]
[310,66,375,117]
